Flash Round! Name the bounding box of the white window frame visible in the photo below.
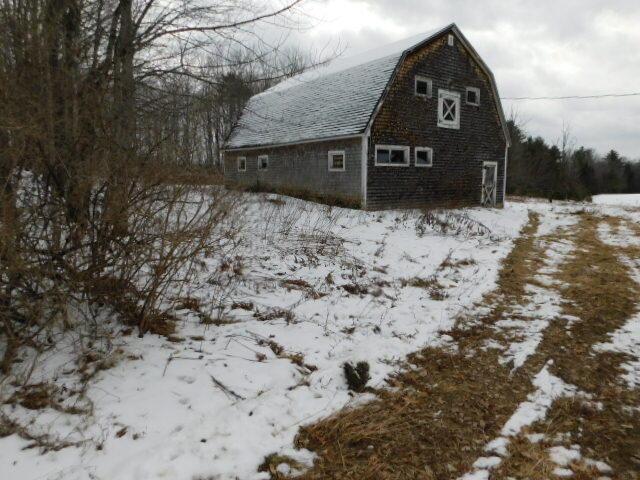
[448,34,455,46]
[237,156,247,172]
[258,154,269,170]
[374,145,410,167]
[328,150,346,172]
[415,147,434,168]
[414,75,433,98]
[438,90,461,130]
[466,87,481,106]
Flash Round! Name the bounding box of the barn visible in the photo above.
[223,23,511,210]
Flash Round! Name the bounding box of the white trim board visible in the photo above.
[374,145,411,167]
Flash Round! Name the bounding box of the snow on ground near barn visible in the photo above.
[592,193,640,207]
[0,195,636,480]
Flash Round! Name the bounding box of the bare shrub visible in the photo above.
[0,0,314,376]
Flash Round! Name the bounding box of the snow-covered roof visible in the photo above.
[226,24,510,150]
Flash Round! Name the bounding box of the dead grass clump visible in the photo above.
[254,308,295,323]
[231,301,254,311]
[282,279,312,289]
[401,277,447,301]
[175,296,201,311]
[200,315,239,326]
[259,454,306,479]
[440,257,477,270]
[281,279,326,300]
[343,361,370,393]
[261,340,317,372]
[10,383,54,410]
[492,435,558,480]
[0,412,83,452]
[342,283,368,296]
[77,350,121,380]
[144,312,178,337]
[5,381,90,416]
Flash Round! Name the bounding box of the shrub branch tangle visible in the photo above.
[0,0,313,373]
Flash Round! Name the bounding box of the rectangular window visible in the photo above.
[415,76,432,98]
[328,150,346,171]
[466,87,480,106]
[438,90,461,129]
[415,147,433,167]
[258,155,269,170]
[375,145,410,167]
[448,34,454,46]
[237,156,246,172]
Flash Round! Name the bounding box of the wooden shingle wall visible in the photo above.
[367,33,507,210]
[224,137,363,205]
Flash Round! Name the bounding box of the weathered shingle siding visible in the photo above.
[367,33,507,210]
[224,138,363,204]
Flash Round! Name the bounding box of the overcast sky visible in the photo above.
[278,0,640,158]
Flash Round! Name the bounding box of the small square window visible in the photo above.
[258,155,269,170]
[415,76,432,98]
[415,147,433,167]
[466,87,480,106]
[237,156,246,172]
[328,150,346,171]
[375,145,410,166]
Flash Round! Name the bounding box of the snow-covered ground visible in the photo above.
[592,193,640,207]
[1,194,638,480]
[0,194,527,480]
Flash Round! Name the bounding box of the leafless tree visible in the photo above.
[0,0,324,374]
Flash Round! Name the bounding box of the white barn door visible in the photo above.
[482,161,498,207]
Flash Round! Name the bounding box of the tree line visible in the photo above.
[507,119,640,200]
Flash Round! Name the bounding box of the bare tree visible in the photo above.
[0,0,322,374]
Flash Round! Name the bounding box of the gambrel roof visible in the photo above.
[226,24,510,150]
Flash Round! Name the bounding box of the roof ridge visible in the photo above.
[260,25,452,97]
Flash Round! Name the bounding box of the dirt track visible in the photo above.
[282,209,640,480]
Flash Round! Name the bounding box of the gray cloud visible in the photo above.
[293,0,640,158]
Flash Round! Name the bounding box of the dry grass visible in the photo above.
[520,213,640,478]
[488,211,543,304]
[494,212,640,478]
[296,348,532,479]
[287,210,640,480]
[401,276,448,301]
[291,214,545,480]
[281,279,326,300]
[493,433,605,480]
[492,435,561,480]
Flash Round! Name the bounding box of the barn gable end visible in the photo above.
[365,29,508,209]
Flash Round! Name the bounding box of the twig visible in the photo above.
[209,375,245,401]
[162,354,202,376]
